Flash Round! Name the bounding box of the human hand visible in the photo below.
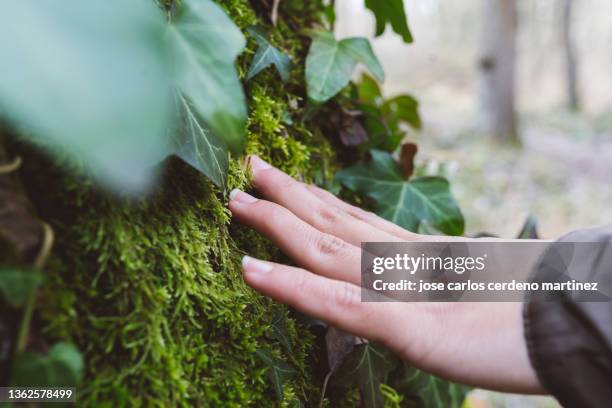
[229,156,544,394]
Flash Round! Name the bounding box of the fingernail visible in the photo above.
[242,256,273,274]
[249,156,272,172]
[229,189,258,204]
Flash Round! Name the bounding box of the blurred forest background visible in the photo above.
[337,0,612,242]
[338,0,610,406]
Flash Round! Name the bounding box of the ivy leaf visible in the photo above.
[0,268,43,308]
[335,150,464,235]
[306,32,384,103]
[331,343,395,408]
[255,348,298,401]
[394,365,468,408]
[0,0,174,191]
[320,327,357,404]
[517,214,539,239]
[358,73,383,105]
[168,0,247,153]
[172,92,228,188]
[11,343,84,387]
[326,327,356,373]
[383,95,421,130]
[246,26,291,82]
[270,311,293,353]
[364,0,413,43]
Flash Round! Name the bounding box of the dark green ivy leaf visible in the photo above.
[331,342,395,408]
[246,26,291,82]
[270,311,293,353]
[168,0,247,153]
[364,0,414,43]
[383,94,421,130]
[255,348,298,401]
[358,73,383,105]
[335,150,464,235]
[306,31,384,103]
[0,268,42,308]
[0,0,174,191]
[172,92,229,188]
[394,365,468,408]
[11,343,84,387]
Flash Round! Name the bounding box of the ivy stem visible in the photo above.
[15,292,36,354]
[271,0,281,26]
[15,222,54,354]
[0,156,22,174]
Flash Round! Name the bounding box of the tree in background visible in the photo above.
[479,0,519,143]
[561,0,580,111]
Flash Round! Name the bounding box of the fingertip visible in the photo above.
[248,155,272,173]
[229,188,240,201]
[242,256,274,289]
[228,189,258,205]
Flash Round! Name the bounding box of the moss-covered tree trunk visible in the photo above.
[4,0,346,405]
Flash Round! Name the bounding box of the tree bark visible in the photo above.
[562,0,579,111]
[479,0,519,143]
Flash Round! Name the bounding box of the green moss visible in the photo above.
[10,1,345,406]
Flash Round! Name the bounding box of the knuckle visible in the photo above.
[292,270,310,297]
[313,204,344,228]
[330,281,360,310]
[314,233,346,256]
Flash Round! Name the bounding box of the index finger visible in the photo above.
[248,155,402,245]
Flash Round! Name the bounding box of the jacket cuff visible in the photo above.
[523,226,612,407]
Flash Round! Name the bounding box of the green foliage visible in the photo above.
[331,343,395,408]
[391,365,468,408]
[0,268,42,308]
[364,0,413,43]
[517,214,539,239]
[0,0,173,191]
[168,0,247,153]
[246,26,292,82]
[383,95,421,130]
[172,92,229,188]
[358,73,384,105]
[11,342,83,387]
[271,311,294,354]
[356,73,421,152]
[336,150,464,235]
[306,32,384,103]
[380,383,404,408]
[255,348,298,401]
[0,0,247,192]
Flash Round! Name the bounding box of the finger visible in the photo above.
[242,255,405,345]
[305,184,421,241]
[248,155,402,245]
[229,189,362,284]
